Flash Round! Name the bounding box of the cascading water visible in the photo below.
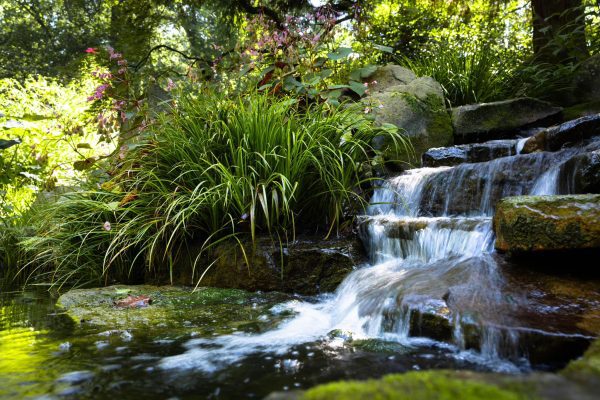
[161,140,600,374]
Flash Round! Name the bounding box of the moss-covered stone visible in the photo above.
[562,338,600,386]
[366,64,417,92]
[493,195,600,253]
[563,102,600,121]
[57,285,289,334]
[452,98,562,144]
[198,236,365,295]
[364,75,453,168]
[301,371,530,400]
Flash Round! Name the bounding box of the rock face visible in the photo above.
[422,140,517,167]
[198,236,365,295]
[522,114,600,153]
[452,98,562,144]
[494,194,600,253]
[364,65,453,168]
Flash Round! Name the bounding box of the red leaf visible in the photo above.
[114,295,152,308]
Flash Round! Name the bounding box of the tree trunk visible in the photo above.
[531,0,588,63]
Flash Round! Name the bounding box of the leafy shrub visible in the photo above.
[22,89,410,288]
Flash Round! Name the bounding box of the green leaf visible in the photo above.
[348,81,367,96]
[76,143,92,149]
[373,44,394,53]
[106,201,120,211]
[283,76,303,91]
[327,47,353,61]
[0,138,21,150]
[322,89,343,100]
[258,66,275,78]
[349,65,378,81]
[73,157,96,171]
[313,57,328,67]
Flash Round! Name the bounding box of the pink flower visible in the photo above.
[117,59,127,66]
[103,221,111,231]
[166,78,175,92]
[118,67,127,75]
[85,48,97,54]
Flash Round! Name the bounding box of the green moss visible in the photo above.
[302,371,531,400]
[563,338,600,379]
[57,285,290,335]
[494,195,600,252]
[562,101,600,121]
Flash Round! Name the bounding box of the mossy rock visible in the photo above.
[266,371,534,400]
[57,285,289,334]
[364,75,453,168]
[562,338,600,389]
[494,195,600,253]
[563,102,600,121]
[198,236,365,295]
[365,64,417,92]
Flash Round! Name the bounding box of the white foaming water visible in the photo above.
[163,154,568,373]
[531,166,560,195]
[516,138,529,154]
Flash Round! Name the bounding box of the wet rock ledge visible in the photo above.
[493,194,600,253]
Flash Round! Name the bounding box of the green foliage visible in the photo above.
[22,89,410,288]
[398,39,518,106]
[0,71,105,218]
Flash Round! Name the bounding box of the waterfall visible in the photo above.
[161,142,599,374]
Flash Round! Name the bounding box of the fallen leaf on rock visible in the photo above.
[114,295,152,309]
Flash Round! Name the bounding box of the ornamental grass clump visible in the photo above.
[23,90,410,288]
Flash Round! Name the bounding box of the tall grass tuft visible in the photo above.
[398,40,517,107]
[23,90,410,288]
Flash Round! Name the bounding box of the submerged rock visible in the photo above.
[363,66,453,168]
[198,236,365,295]
[452,98,562,144]
[494,194,600,253]
[57,285,290,333]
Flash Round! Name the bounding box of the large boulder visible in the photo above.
[363,66,453,168]
[452,98,562,144]
[198,236,365,295]
[494,194,600,253]
[522,113,600,153]
[365,64,416,92]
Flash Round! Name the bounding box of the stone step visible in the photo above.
[522,113,600,154]
[422,139,520,167]
[358,216,490,240]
